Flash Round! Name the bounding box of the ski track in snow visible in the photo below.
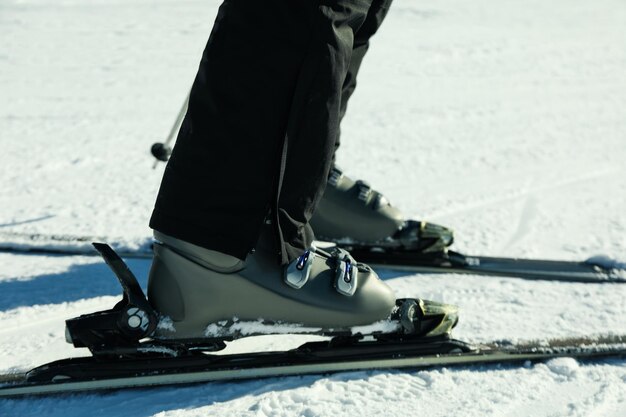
[2,0,626,416]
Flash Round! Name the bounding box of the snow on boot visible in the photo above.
[311,166,454,253]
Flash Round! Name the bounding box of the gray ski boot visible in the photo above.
[311,166,454,253]
[148,226,400,340]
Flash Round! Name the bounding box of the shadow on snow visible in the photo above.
[0,258,151,311]
[0,257,411,311]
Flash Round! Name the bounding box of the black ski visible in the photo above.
[1,334,625,398]
[0,231,153,259]
[1,232,625,283]
[346,247,626,284]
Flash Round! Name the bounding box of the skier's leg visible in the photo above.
[335,0,394,153]
[309,0,407,242]
[150,1,326,261]
[150,0,398,263]
[147,1,401,335]
[310,0,454,250]
[274,0,391,263]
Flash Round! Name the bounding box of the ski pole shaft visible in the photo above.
[152,90,190,169]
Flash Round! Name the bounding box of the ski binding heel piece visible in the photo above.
[64,243,158,355]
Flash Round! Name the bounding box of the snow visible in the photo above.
[1,0,626,415]
[204,319,322,338]
[350,319,401,336]
[201,317,401,338]
[157,316,176,333]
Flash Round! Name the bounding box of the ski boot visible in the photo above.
[147,226,458,341]
[148,227,393,339]
[311,166,454,253]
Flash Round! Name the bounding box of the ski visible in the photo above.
[345,247,626,284]
[1,232,624,283]
[1,334,625,398]
[0,231,153,259]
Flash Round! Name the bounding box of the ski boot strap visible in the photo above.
[328,166,390,211]
[331,248,358,296]
[284,248,316,289]
[284,247,359,296]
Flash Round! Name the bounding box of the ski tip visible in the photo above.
[585,255,618,268]
[584,255,626,281]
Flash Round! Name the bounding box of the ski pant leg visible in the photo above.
[335,0,394,156]
[150,0,376,264]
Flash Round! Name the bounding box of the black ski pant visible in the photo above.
[150,0,393,264]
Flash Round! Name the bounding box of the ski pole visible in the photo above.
[151,90,190,169]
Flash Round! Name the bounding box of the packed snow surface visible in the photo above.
[1,0,626,415]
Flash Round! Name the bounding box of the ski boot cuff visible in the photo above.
[153,230,245,273]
